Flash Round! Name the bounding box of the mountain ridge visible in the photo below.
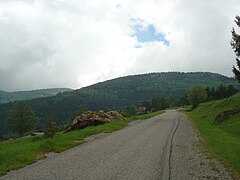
[0,72,238,136]
[0,88,72,104]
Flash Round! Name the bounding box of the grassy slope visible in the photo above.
[184,94,240,175]
[0,110,164,175]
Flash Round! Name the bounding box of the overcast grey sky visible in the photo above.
[0,0,239,91]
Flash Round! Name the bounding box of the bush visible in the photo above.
[188,86,207,109]
[44,115,57,138]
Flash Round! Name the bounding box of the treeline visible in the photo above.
[121,96,188,117]
[188,84,239,109]
[206,84,238,101]
[0,88,72,104]
[0,101,58,141]
[0,72,238,137]
[122,84,239,116]
[141,97,180,112]
[1,83,238,140]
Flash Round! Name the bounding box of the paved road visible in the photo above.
[1,110,180,180]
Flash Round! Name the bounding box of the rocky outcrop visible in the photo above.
[65,111,125,132]
[214,109,240,124]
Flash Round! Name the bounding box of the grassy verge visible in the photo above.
[183,94,240,177]
[126,110,165,121]
[0,110,165,175]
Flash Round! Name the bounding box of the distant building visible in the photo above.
[137,107,149,114]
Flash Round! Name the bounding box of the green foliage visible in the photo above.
[44,114,57,138]
[6,101,36,136]
[120,105,137,117]
[121,96,177,116]
[178,95,189,106]
[184,93,240,175]
[188,86,207,108]
[152,97,170,111]
[231,15,240,82]
[139,96,180,112]
[0,88,72,104]
[206,84,238,101]
[0,72,238,136]
[126,110,165,121]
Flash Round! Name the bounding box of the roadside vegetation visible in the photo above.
[1,72,238,137]
[231,15,240,82]
[187,86,208,108]
[183,93,240,177]
[183,16,240,177]
[0,110,164,176]
[126,110,165,121]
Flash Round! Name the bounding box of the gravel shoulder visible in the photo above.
[170,113,233,180]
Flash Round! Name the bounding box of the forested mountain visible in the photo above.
[0,88,72,104]
[0,72,238,135]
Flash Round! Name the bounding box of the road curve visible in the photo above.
[1,110,180,180]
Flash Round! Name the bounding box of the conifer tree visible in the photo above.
[44,114,57,138]
[231,15,240,82]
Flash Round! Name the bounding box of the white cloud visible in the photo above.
[0,0,239,91]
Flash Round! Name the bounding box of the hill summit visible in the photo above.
[0,72,238,135]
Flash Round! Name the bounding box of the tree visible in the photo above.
[44,114,57,138]
[205,84,238,100]
[188,86,207,109]
[231,15,240,82]
[226,85,238,97]
[218,84,227,99]
[7,101,36,136]
[178,95,189,106]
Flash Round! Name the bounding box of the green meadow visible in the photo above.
[184,94,240,177]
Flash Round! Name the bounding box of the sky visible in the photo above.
[0,0,239,91]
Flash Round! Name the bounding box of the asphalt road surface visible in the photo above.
[1,110,180,180]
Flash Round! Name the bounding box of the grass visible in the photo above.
[0,110,165,176]
[183,93,240,177]
[126,110,165,121]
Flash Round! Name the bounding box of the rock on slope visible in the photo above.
[65,111,125,132]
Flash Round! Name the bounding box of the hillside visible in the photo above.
[0,72,238,136]
[0,88,72,104]
[185,94,240,174]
